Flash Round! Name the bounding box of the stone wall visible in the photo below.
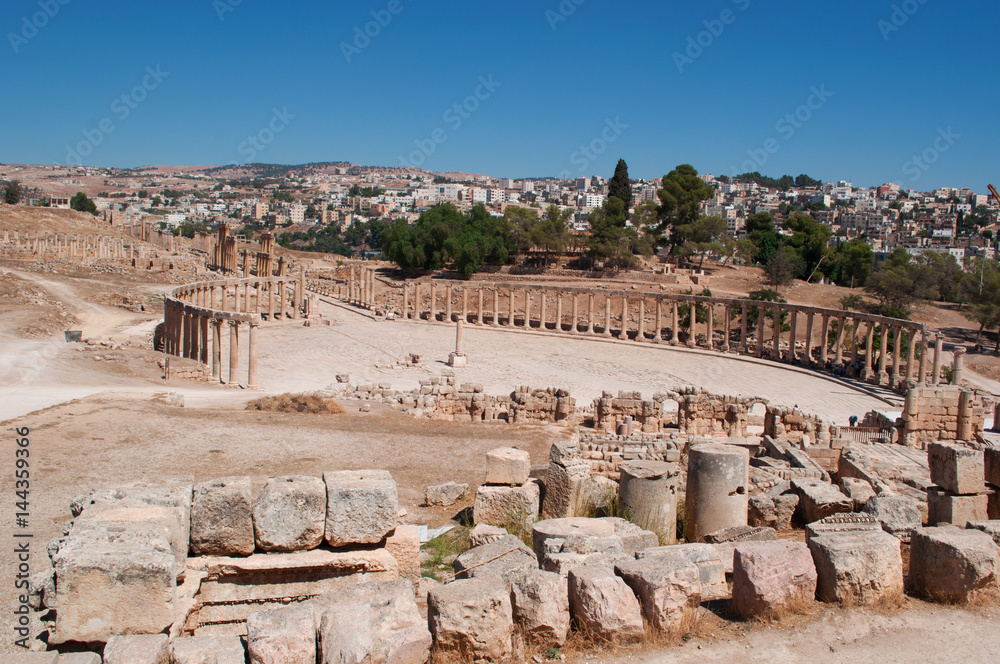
[902,386,985,448]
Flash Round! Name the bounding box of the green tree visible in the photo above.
[655,164,715,254]
[70,192,97,215]
[783,213,832,280]
[587,197,635,270]
[831,239,873,288]
[764,248,796,290]
[676,215,726,269]
[960,258,1000,350]
[3,180,23,204]
[608,159,632,209]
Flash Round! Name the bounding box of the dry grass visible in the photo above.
[746,595,821,627]
[245,393,346,414]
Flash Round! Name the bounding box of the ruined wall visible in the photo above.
[902,386,985,448]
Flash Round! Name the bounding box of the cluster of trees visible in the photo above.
[717,172,823,191]
[70,192,97,215]
[2,180,22,204]
[277,219,389,257]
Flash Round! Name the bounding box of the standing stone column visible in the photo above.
[228,321,239,386]
[636,298,645,342]
[688,300,697,348]
[402,282,409,320]
[492,289,500,327]
[555,292,563,333]
[756,306,766,357]
[524,290,532,329]
[788,311,799,363]
[919,332,929,384]
[445,285,453,323]
[278,281,286,320]
[722,305,731,352]
[673,301,681,346]
[430,284,438,322]
[539,290,547,331]
[212,319,222,382]
[952,346,966,385]
[891,327,903,385]
[199,315,209,365]
[348,268,356,305]
[819,315,831,364]
[460,286,468,323]
[654,298,663,343]
[248,322,259,390]
[705,302,714,349]
[619,295,629,340]
[266,282,274,320]
[863,322,876,381]
[413,283,421,320]
[685,444,749,543]
[932,335,944,386]
[804,313,815,366]
[571,292,580,334]
[234,283,241,314]
[835,317,846,366]
[603,294,613,337]
[507,288,515,327]
[877,324,890,384]
[243,282,250,314]
[587,292,595,334]
[906,329,918,383]
[850,319,860,372]
[771,306,781,361]
[477,287,484,326]
[740,305,748,353]
[618,461,680,545]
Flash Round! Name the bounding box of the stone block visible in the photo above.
[323,470,398,546]
[617,460,681,545]
[75,504,187,576]
[252,475,326,552]
[171,635,245,664]
[50,526,175,644]
[7,655,59,664]
[509,569,570,647]
[927,487,988,527]
[469,524,508,548]
[424,481,468,507]
[428,578,513,663]
[685,444,749,543]
[910,526,1000,603]
[541,458,591,519]
[603,517,659,554]
[246,604,316,664]
[808,530,903,605]
[731,542,817,620]
[635,543,728,600]
[473,481,540,530]
[985,448,1000,487]
[615,556,702,632]
[863,495,922,542]
[190,476,254,556]
[385,525,421,581]
[486,447,531,485]
[967,520,1000,545]
[103,635,170,664]
[532,518,614,563]
[929,442,984,495]
[805,513,881,540]
[748,493,798,531]
[567,566,644,641]
[840,478,876,511]
[704,525,777,543]
[454,534,538,582]
[58,655,101,664]
[792,478,853,524]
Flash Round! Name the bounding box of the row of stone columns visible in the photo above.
[175,278,303,321]
[346,266,377,309]
[1,232,136,260]
[163,303,258,388]
[395,282,941,387]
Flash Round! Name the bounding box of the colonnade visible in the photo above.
[162,272,306,388]
[379,281,936,389]
[309,266,377,309]
[1,231,140,260]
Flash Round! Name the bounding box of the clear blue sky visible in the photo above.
[3,0,998,190]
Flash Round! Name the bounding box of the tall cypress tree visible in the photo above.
[608,159,632,209]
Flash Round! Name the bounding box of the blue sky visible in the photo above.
[3,0,998,190]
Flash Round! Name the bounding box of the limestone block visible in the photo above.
[929,442,984,495]
[252,475,326,552]
[685,444,749,542]
[841,478,876,511]
[731,542,817,619]
[967,520,1000,545]
[424,481,469,507]
[618,460,681,545]
[323,470,398,547]
[246,604,316,664]
[190,477,254,556]
[560,533,624,556]
[567,566,644,641]
[603,517,659,554]
[454,534,537,582]
[532,518,616,563]
[385,525,421,581]
[103,635,170,664]
[509,569,570,647]
[312,580,430,664]
[7,655,59,664]
[805,513,881,540]
[473,481,540,530]
[486,447,531,485]
[636,544,728,600]
[748,493,798,531]
[808,530,903,605]
[75,504,187,575]
[171,635,246,664]
[927,487,988,527]
[863,495,922,542]
[50,526,175,644]
[792,478,853,524]
[541,459,591,519]
[910,526,1000,603]
[704,525,777,543]
[428,579,513,663]
[57,654,101,664]
[469,524,508,548]
[74,478,193,554]
[615,556,702,633]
